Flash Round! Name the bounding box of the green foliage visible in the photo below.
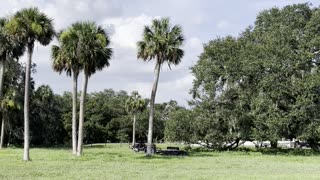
[1,59,33,146]
[69,21,112,76]
[0,18,25,60]
[125,91,146,115]
[164,108,194,142]
[137,17,184,66]
[6,7,55,46]
[189,3,320,150]
[30,85,66,145]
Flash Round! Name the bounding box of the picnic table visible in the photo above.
[157,146,188,156]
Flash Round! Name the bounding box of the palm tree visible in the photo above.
[137,18,184,156]
[52,29,82,155]
[0,18,25,149]
[125,91,146,146]
[71,22,112,156]
[6,7,55,161]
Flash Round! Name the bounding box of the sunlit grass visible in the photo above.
[0,144,320,179]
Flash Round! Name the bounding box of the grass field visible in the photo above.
[1,144,320,179]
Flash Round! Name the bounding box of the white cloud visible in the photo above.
[1,0,320,107]
[103,14,156,50]
[187,37,202,51]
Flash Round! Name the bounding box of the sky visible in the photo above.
[0,0,319,106]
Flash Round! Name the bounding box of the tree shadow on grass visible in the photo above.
[188,152,219,157]
[257,148,320,156]
[135,151,220,160]
[217,147,320,156]
[136,155,187,160]
[83,144,109,148]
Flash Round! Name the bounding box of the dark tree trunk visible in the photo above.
[307,139,320,151]
[223,138,240,150]
[270,141,278,149]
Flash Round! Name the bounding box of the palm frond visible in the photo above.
[137,17,184,67]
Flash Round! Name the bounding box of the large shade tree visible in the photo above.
[125,91,146,146]
[52,29,82,155]
[190,3,320,150]
[6,7,55,161]
[0,18,25,149]
[137,18,184,155]
[71,22,112,156]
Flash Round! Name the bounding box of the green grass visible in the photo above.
[1,144,320,179]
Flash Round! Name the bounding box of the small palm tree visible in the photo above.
[0,18,25,149]
[52,29,82,155]
[6,7,55,161]
[71,22,112,156]
[125,91,146,146]
[137,18,184,156]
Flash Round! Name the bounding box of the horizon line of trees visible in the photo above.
[0,6,185,160]
[0,85,181,149]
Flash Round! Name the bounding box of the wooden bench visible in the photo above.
[167,146,179,150]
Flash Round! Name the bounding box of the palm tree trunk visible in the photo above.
[72,73,78,155]
[146,62,161,156]
[23,43,33,161]
[0,59,5,149]
[76,72,88,156]
[0,114,4,149]
[132,114,136,146]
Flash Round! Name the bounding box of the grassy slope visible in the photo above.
[0,144,320,180]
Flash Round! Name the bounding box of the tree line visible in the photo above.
[0,84,180,149]
[0,7,184,161]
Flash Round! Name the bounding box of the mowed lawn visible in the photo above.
[1,144,320,180]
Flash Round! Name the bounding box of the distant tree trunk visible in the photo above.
[77,72,88,156]
[132,114,136,146]
[223,138,240,150]
[271,141,277,149]
[0,58,5,149]
[307,139,320,151]
[146,62,161,156]
[0,114,4,149]
[72,72,78,155]
[7,130,11,147]
[24,42,33,161]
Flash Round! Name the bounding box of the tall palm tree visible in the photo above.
[137,18,184,156]
[125,91,146,146]
[52,29,82,155]
[0,18,25,149]
[6,7,55,161]
[72,22,112,156]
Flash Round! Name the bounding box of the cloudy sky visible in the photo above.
[1,0,319,106]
